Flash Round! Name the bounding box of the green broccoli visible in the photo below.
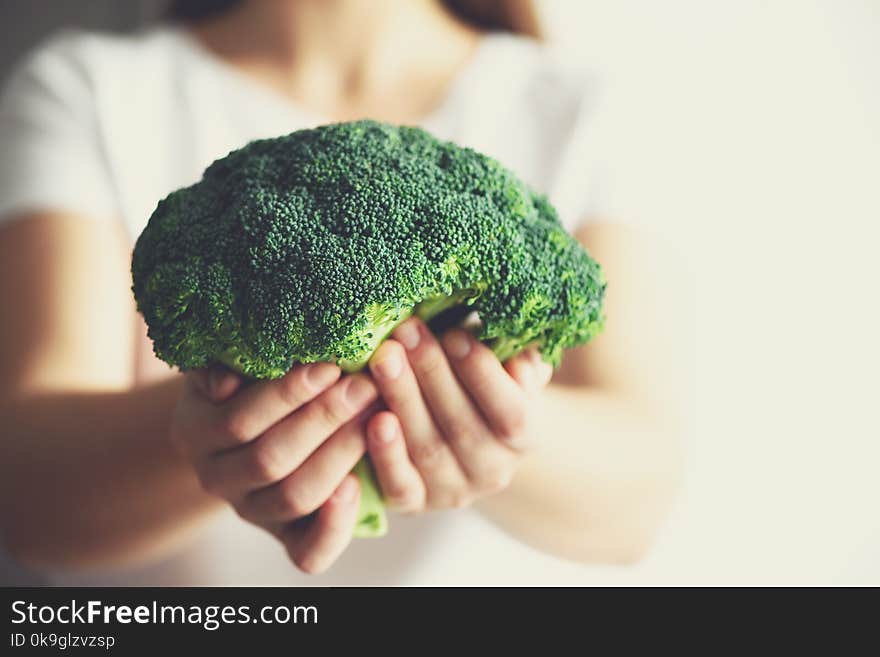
[132,120,605,538]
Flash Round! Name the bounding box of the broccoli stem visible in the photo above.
[414,288,478,323]
[337,307,414,373]
[344,290,481,536]
[217,346,288,379]
[352,458,387,538]
[487,336,527,363]
[414,294,462,321]
[338,289,478,373]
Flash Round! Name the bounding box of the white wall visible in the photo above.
[539,0,880,584]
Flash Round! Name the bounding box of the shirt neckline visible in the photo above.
[167,24,500,128]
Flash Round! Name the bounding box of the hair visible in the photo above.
[164,0,542,38]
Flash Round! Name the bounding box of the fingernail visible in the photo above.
[395,320,420,350]
[371,350,403,380]
[375,419,398,444]
[345,375,376,407]
[333,477,358,504]
[444,331,471,360]
[304,362,340,390]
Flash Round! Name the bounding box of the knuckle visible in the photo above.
[274,484,318,519]
[381,481,409,503]
[477,467,514,494]
[312,394,346,428]
[413,347,447,378]
[496,410,527,444]
[443,419,476,449]
[409,439,445,467]
[245,443,286,483]
[219,411,251,444]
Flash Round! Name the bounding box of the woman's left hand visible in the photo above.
[366,317,553,512]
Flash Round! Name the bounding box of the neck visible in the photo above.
[190,0,482,122]
[205,0,471,93]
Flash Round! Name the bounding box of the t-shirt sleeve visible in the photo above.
[0,31,118,224]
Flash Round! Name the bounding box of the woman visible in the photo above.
[0,0,681,585]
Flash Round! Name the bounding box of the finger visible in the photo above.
[442,329,530,450]
[369,335,439,446]
[239,408,371,522]
[503,351,535,390]
[396,319,488,437]
[188,366,242,403]
[369,329,469,507]
[504,348,552,393]
[281,475,360,575]
[366,411,426,512]
[524,348,554,388]
[173,369,244,451]
[389,320,515,487]
[201,374,377,494]
[208,362,342,450]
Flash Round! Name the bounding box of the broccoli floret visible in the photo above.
[131,120,606,538]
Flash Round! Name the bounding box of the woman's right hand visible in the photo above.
[169,362,379,574]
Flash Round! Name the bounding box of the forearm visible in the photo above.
[476,383,682,564]
[0,379,221,572]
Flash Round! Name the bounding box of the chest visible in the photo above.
[99,77,562,241]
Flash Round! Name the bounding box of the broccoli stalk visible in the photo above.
[352,458,386,537]
[132,120,606,539]
[343,289,490,536]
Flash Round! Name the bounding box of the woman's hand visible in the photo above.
[366,318,553,513]
[169,363,379,574]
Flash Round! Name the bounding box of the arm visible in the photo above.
[0,212,387,575]
[477,222,684,563]
[0,212,220,570]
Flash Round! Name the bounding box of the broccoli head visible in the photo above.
[131,120,606,537]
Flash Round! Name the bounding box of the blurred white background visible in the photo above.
[543,0,880,584]
[1,0,877,584]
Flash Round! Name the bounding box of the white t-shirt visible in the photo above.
[0,26,612,585]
